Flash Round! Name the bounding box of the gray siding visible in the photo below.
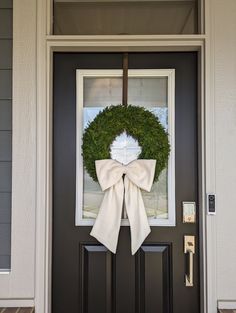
[0,0,13,9]
[0,0,12,271]
[0,100,12,130]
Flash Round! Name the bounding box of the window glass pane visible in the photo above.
[83,77,122,219]
[84,77,122,107]
[82,75,170,222]
[54,0,198,35]
[128,77,168,219]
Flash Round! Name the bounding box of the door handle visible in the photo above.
[184,235,195,287]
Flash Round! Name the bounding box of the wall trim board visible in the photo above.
[0,0,36,299]
[0,299,34,308]
[218,301,236,310]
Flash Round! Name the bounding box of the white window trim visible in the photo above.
[75,69,175,227]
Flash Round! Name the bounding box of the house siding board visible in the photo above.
[0,5,12,270]
[0,70,12,99]
[0,193,11,223]
[0,163,11,193]
[0,0,13,9]
[0,224,11,255]
[0,131,12,161]
[0,255,11,270]
[0,100,11,130]
[0,10,13,39]
[0,40,12,68]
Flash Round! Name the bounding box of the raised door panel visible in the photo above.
[136,244,172,313]
[79,243,172,313]
[80,244,115,313]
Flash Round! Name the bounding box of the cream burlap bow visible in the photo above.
[90,159,156,255]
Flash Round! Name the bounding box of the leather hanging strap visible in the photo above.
[122,53,128,106]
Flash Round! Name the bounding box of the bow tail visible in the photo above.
[124,177,151,255]
[90,178,124,254]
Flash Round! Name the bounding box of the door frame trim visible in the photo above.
[35,40,216,313]
[32,1,216,313]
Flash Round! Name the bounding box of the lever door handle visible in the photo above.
[184,235,195,287]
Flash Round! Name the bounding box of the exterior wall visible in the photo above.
[0,0,236,310]
[214,0,236,304]
[0,0,36,306]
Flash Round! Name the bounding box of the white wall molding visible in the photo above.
[35,0,50,312]
[218,301,236,310]
[0,299,34,308]
[0,0,37,299]
[204,0,217,312]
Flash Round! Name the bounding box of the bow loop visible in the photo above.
[125,160,156,192]
[95,160,125,191]
[96,159,156,192]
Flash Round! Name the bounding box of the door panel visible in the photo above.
[136,244,172,313]
[53,52,199,313]
[80,244,114,313]
[79,243,172,313]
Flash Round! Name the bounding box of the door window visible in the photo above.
[76,69,175,226]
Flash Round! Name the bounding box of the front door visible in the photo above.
[52,52,199,313]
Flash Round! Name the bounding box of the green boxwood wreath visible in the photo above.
[82,105,170,182]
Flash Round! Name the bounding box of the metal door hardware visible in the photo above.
[182,202,196,223]
[184,235,195,287]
